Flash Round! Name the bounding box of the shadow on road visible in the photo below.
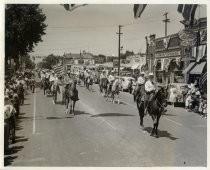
[46,111,90,119]
[163,113,177,116]
[91,112,135,117]
[143,127,179,140]
[4,145,24,166]
[4,156,18,166]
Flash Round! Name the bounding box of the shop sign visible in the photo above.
[155,50,181,58]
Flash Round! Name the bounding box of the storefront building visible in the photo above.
[146,33,184,85]
[181,17,207,92]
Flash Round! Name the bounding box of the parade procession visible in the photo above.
[3,2,207,168]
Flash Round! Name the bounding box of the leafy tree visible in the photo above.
[121,50,134,59]
[37,54,60,69]
[5,4,47,70]
[24,55,36,69]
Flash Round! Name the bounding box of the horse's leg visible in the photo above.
[154,115,160,138]
[72,101,76,116]
[70,99,73,115]
[117,93,120,104]
[139,102,144,129]
[150,115,155,136]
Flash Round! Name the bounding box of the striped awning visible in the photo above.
[182,62,195,74]
[199,72,207,87]
[190,62,206,74]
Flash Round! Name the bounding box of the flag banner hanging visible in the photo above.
[197,45,206,62]
[177,4,198,25]
[191,46,197,59]
[62,4,88,12]
[161,59,165,71]
[199,72,207,87]
[133,4,147,19]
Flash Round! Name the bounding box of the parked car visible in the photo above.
[121,77,136,92]
[167,83,189,104]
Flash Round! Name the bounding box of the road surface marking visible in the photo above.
[120,100,136,108]
[33,89,36,134]
[79,99,117,130]
[163,117,183,126]
[121,100,183,126]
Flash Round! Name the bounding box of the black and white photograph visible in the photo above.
[2,0,208,168]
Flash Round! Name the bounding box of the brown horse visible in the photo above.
[135,86,167,138]
[65,80,79,116]
[147,87,167,138]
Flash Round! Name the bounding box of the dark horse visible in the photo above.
[135,86,167,138]
[65,80,79,116]
[99,77,109,97]
[43,78,51,96]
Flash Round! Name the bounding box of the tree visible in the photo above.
[121,50,134,59]
[5,4,47,70]
[24,55,36,69]
[37,54,60,69]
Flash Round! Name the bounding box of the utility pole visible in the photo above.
[116,25,123,76]
[163,12,170,36]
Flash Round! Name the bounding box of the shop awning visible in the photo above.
[131,63,140,69]
[182,62,195,74]
[189,62,206,74]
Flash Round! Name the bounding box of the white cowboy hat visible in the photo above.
[149,73,154,76]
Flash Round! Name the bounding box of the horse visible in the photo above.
[86,76,93,91]
[43,78,51,96]
[65,80,79,116]
[106,79,121,104]
[51,82,60,104]
[99,78,109,97]
[136,86,167,138]
[134,84,146,129]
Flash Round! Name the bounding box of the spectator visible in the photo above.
[202,100,207,118]
[198,98,204,116]
[169,85,177,107]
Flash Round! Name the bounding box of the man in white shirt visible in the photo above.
[134,72,145,102]
[137,72,145,85]
[144,73,156,115]
[107,72,115,91]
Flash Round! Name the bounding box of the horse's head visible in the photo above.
[156,86,168,107]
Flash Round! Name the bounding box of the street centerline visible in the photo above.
[33,88,36,134]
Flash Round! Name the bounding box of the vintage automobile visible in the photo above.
[167,83,189,104]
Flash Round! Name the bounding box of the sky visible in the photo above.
[29,4,207,57]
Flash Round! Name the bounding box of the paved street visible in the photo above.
[4,80,207,167]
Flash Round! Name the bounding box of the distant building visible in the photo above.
[32,56,47,64]
[63,52,95,66]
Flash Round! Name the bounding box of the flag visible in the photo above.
[177,4,198,25]
[191,46,197,59]
[53,64,65,76]
[62,4,87,12]
[133,4,147,19]
[199,72,207,87]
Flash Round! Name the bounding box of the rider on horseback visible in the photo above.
[108,71,115,92]
[134,72,145,102]
[144,73,156,115]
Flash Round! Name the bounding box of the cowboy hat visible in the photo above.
[149,73,154,76]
